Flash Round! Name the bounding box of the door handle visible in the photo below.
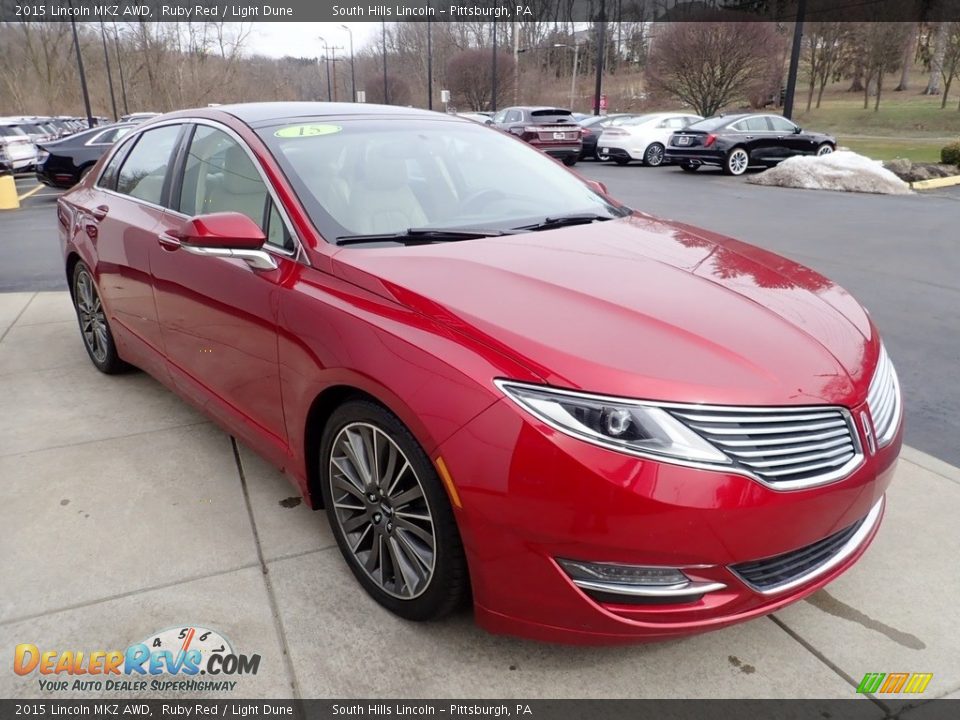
[90,204,109,221]
[157,232,182,250]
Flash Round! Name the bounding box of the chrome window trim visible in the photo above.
[730,496,884,596]
[495,379,866,492]
[93,117,309,266]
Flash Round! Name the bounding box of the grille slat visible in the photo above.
[866,346,902,449]
[669,405,861,487]
[731,518,864,591]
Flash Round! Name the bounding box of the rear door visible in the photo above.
[86,123,186,370]
[736,116,779,163]
[768,115,817,157]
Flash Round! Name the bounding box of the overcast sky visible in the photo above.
[244,23,382,59]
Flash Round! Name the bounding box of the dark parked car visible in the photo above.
[490,106,582,165]
[665,113,837,176]
[36,123,136,189]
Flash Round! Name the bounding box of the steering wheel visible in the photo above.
[459,188,508,214]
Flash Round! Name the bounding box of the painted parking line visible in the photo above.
[17,185,45,201]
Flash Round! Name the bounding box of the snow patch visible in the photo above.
[747,151,913,195]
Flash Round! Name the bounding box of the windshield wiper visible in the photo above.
[336,227,510,246]
[513,212,624,232]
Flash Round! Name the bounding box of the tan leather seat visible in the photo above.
[203,145,267,226]
[350,145,427,234]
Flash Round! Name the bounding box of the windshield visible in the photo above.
[257,117,626,242]
[686,116,737,132]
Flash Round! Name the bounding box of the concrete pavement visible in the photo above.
[1,291,958,709]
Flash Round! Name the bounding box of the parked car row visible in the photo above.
[1,112,158,176]
[457,106,835,176]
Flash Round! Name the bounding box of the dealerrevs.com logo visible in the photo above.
[14,626,261,693]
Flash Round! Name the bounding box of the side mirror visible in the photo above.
[176,212,266,250]
[166,212,277,271]
[794,126,803,134]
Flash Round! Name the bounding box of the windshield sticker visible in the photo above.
[274,124,342,138]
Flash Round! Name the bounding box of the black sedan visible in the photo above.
[35,123,136,189]
[664,114,836,176]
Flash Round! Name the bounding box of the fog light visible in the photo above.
[557,559,687,586]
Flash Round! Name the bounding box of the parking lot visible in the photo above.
[2,166,959,707]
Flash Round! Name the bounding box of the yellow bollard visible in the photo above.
[0,174,20,211]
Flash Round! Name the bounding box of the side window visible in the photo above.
[98,142,131,190]
[179,125,268,232]
[115,125,182,205]
[506,110,522,123]
[745,117,773,132]
[768,116,797,133]
[492,110,508,124]
[265,201,294,251]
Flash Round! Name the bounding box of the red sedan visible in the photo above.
[59,103,902,644]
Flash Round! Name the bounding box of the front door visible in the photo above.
[149,123,298,448]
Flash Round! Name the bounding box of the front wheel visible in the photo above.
[816,143,835,156]
[643,143,666,167]
[71,261,127,374]
[319,400,469,621]
[724,147,750,176]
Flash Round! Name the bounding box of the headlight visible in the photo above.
[496,380,730,465]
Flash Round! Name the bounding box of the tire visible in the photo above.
[614,157,629,166]
[643,143,666,167]
[724,147,750,176]
[71,261,127,374]
[816,143,835,157]
[562,156,577,167]
[680,163,700,172]
[319,400,469,621]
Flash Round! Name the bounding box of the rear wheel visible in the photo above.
[643,143,666,167]
[724,148,750,176]
[614,157,629,166]
[71,261,126,374]
[562,156,577,167]
[319,400,469,621]
[680,162,700,172]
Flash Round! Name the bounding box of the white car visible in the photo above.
[0,123,38,172]
[597,112,703,166]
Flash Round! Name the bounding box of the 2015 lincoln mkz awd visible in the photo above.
[58,103,902,644]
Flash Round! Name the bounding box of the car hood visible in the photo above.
[332,215,879,406]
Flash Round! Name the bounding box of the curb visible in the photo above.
[910,175,960,190]
[900,446,960,486]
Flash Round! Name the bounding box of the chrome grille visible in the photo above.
[669,405,862,489]
[866,345,901,448]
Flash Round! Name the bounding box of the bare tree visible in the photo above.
[645,22,783,117]
[939,23,960,108]
[894,24,920,91]
[805,22,849,111]
[851,23,911,111]
[925,22,949,94]
[446,49,516,110]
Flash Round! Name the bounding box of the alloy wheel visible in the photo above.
[728,149,749,175]
[645,143,665,166]
[74,268,108,364]
[328,422,436,600]
[817,144,835,156]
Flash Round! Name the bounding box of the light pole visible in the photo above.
[67,0,94,128]
[593,1,607,117]
[426,19,433,110]
[340,24,356,102]
[381,21,389,104]
[111,21,128,115]
[99,21,118,121]
[317,36,332,101]
[554,43,581,111]
[491,18,498,112]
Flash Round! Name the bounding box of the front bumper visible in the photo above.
[436,397,900,644]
